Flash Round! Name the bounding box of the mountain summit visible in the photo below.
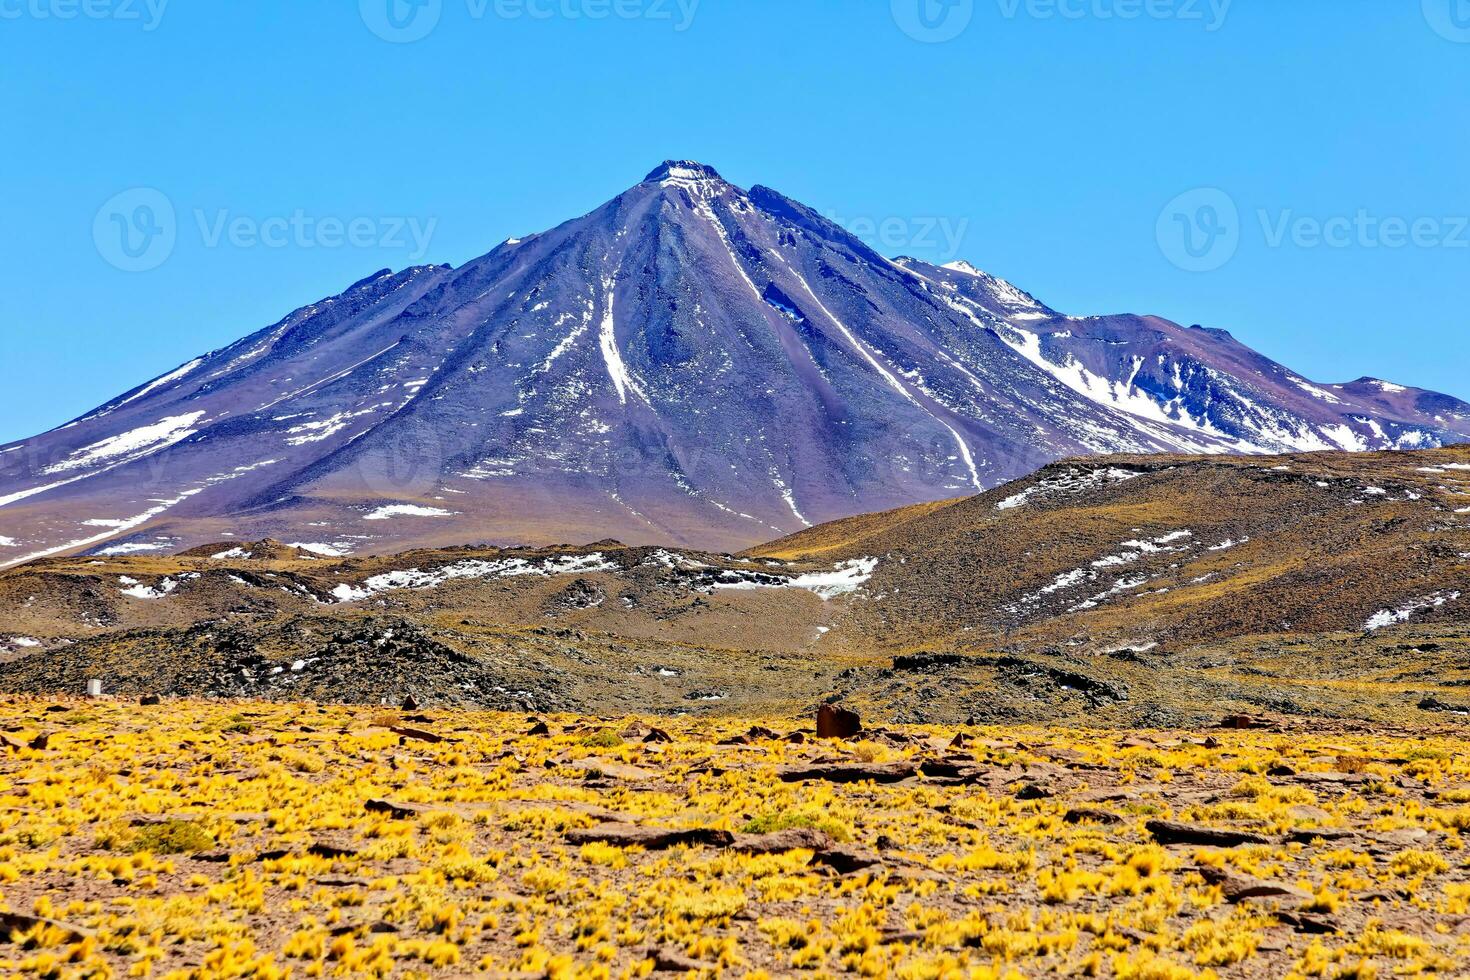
[2,162,1468,564]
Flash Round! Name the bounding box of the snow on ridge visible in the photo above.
[1288,376,1343,405]
[712,557,879,600]
[120,577,179,600]
[1364,592,1460,632]
[362,504,456,521]
[645,550,709,570]
[331,553,618,603]
[997,466,1144,511]
[113,358,205,410]
[96,542,167,556]
[42,412,206,475]
[285,407,384,445]
[0,536,16,548]
[289,542,353,558]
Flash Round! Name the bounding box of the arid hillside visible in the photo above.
[1,447,1467,726]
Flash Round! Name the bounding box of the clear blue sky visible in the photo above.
[3,0,1467,443]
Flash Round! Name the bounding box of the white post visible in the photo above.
[86,679,103,698]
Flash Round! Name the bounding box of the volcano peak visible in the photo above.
[643,159,724,184]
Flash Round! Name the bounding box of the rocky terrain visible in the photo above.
[0,698,1466,977]
[3,162,1467,564]
[2,446,1466,726]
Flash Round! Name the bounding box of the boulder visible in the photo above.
[1198,865,1309,903]
[1147,820,1271,847]
[816,704,861,739]
[778,761,917,784]
[565,824,734,850]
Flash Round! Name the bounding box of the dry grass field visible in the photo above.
[0,698,1467,978]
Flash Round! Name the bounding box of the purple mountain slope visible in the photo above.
[3,161,1468,565]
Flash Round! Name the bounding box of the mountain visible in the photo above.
[3,445,1467,724]
[3,160,1468,567]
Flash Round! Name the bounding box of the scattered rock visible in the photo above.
[816,704,861,740]
[565,824,734,850]
[652,947,715,973]
[1218,715,1273,730]
[1274,910,1340,934]
[1064,807,1123,825]
[1418,695,1468,713]
[778,761,916,784]
[0,911,93,943]
[1283,827,1359,845]
[389,726,445,744]
[1146,820,1270,847]
[400,695,420,711]
[811,845,883,875]
[139,694,162,706]
[1198,865,1309,904]
[364,798,432,819]
[730,828,834,854]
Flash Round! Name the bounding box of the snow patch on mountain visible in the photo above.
[363,504,456,521]
[1364,592,1460,631]
[43,412,205,475]
[331,553,618,603]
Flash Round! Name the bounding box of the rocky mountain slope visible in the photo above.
[4,446,1467,725]
[3,162,1468,566]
